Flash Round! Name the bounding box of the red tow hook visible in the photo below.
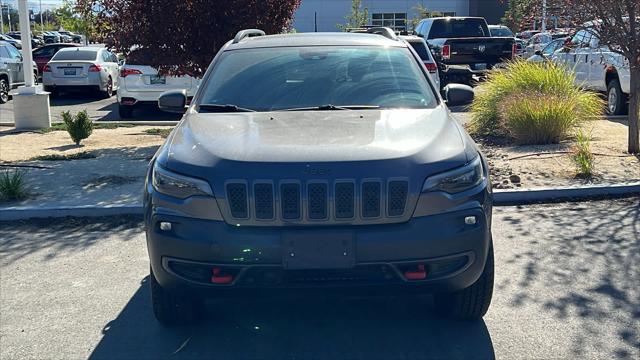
[404,265,427,280]
[211,268,233,284]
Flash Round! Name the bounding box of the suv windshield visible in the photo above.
[429,19,488,39]
[52,50,97,61]
[199,46,437,111]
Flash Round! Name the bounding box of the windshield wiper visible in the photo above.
[281,104,380,111]
[198,104,256,113]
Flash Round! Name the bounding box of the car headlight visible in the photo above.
[152,163,213,199]
[422,156,484,194]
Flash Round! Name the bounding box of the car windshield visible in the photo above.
[52,50,98,61]
[199,46,437,112]
[429,19,487,39]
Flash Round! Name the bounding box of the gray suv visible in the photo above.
[145,29,493,325]
[0,41,38,103]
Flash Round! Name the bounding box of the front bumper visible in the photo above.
[146,206,491,296]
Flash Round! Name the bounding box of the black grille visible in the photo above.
[307,183,328,219]
[281,183,301,220]
[254,183,274,220]
[226,183,248,218]
[335,182,355,219]
[387,181,408,216]
[362,181,381,218]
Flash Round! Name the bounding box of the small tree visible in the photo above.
[62,110,93,146]
[76,0,301,78]
[409,4,430,31]
[337,0,369,31]
[55,0,95,39]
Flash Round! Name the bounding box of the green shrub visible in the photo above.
[469,60,603,144]
[0,170,27,201]
[573,129,594,177]
[62,110,94,145]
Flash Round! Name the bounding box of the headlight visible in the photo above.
[152,163,213,199]
[422,156,484,194]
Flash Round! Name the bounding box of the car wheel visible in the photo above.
[606,79,628,116]
[434,240,494,320]
[0,78,9,104]
[118,104,134,119]
[150,267,202,326]
[101,77,113,98]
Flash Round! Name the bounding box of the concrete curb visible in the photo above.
[0,121,179,127]
[1,183,638,220]
[0,204,142,221]
[493,182,640,206]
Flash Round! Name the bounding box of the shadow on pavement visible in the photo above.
[496,198,640,358]
[89,278,495,360]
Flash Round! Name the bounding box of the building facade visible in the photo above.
[293,0,508,33]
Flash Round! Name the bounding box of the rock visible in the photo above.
[509,174,521,184]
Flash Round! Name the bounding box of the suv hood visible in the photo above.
[162,105,474,177]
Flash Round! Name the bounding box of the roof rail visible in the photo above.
[346,26,398,40]
[233,29,266,44]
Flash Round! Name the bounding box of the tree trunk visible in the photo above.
[629,66,640,154]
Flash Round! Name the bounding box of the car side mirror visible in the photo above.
[158,90,188,113]
[444,84,474,106]
[534,50,543,56]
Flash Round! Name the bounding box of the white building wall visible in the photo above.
[293,0,470,32]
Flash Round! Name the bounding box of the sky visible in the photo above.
[1,0,67,11]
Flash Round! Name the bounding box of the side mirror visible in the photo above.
[444,84,474,106]
[158,89,188,113]
[534,50,543,56]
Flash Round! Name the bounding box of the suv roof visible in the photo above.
[225,32,404,51]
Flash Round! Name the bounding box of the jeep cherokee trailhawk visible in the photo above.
[144,28,494,325]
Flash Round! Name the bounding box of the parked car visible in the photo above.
[6,31,44,48]
[527,37,567,63]
[523,31,569,58]
[32,43,81,78]
[146,28,493,325]
[0,41,38,103]
[551,23,630,115]
[58,31,83,44]
[414,17,516,85]
[516,30,540,40]
[42,47,120,97]
[0,34,22,49]
[43,31,62,44]
[400,35,441,91]
[488,25,514,37]
[117,48,199,118]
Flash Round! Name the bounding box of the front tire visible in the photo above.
[434,241,494,320]
[0,78,9,104]
[606,78,628,116]
[150,268,202,326]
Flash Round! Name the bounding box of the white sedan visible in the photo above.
[42,47,120,97]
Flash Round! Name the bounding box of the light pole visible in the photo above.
[39,0,43,32]
[13,0,51,130]
[541,0,547,32]
[0,1,4,33]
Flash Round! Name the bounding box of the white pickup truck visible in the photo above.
[551,27,631,115]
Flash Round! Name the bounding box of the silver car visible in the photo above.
[42,47,120,97]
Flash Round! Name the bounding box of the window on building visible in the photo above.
[371,12,407,32]
[442,12,456,17]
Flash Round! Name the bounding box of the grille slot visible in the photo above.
[281,183,301,220]
[387,181,408,216]
[226,183,248,219]
[254,183,274,220]
[307,183,328,219]
[362,181,381,218]
[335,182,355,219]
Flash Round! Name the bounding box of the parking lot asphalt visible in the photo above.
[1,199,638,359]
[0,91,181,123]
